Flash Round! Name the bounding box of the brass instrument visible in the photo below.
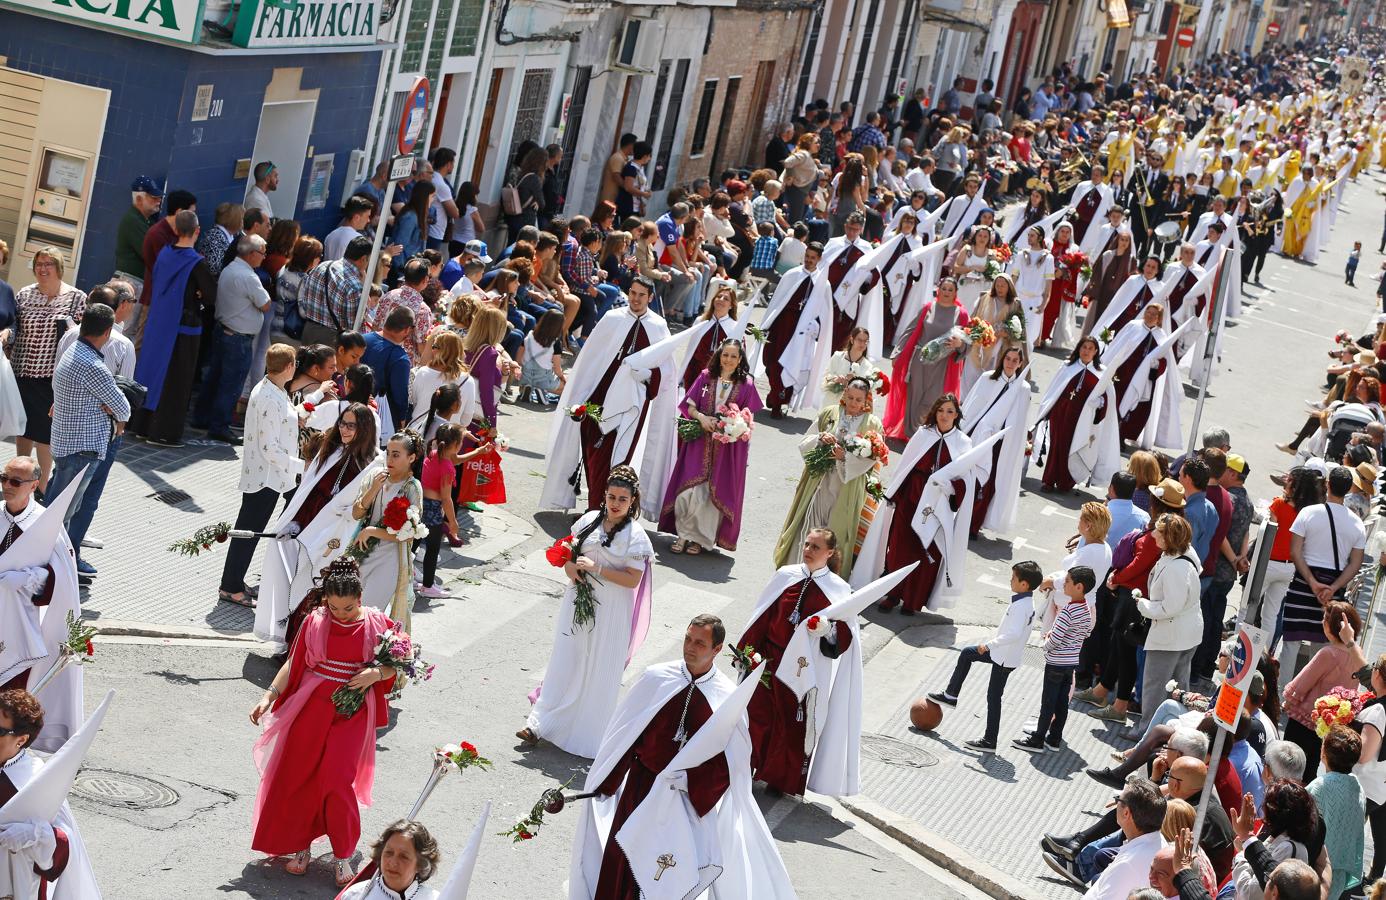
[1055,152,1088,192]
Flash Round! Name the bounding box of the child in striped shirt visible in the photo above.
[1014,565,1096,753]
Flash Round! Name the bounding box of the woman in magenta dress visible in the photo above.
[882,276,970,440]
[660,339,763,554]
[1034,335,1107,492]
[250,559,400,888]
[877,393,972,614]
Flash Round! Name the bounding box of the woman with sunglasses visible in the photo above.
[253,402,380,653]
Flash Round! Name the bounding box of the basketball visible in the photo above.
[910,697,943,731]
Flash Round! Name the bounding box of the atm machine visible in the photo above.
[20,146,93,276]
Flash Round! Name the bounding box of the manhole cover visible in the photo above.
[72,769,180,810]
[860,733,939,768]
[483,571,565,595]
[148,489,193,506]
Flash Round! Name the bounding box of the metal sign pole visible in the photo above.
[1191,727,1227,843]
[356,178,398,333]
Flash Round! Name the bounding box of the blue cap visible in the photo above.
[464,239,491,264]
[131,176,163,196]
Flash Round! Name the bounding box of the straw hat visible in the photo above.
[1352,462,1378,497]
[1149,478,1186,509]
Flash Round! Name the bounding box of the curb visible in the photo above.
[838,795,1040,900]
[89,619,262,643]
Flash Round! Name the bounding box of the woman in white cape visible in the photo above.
[961,346,1031,536]
[841,210,923,358]
[519,464,654,758]
[1101,302,1189,450]
[253,404,381,652]
[750,257,833,416]
[1031,336,1121,493]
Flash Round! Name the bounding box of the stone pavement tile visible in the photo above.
[859,644,1129,900]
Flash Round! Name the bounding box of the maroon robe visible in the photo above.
[0,519,57,693]
[740,578,852,795]
[969,440,1006,537]
[1072,186,1104,243]
[0,767,70,900]
[1108,284,1153,335]
[827,245,865,349]
[593,687,731,900]
[580,318,661,509]
[1041,369,1104,491]
[883,438,966,611]
[1164,268,1198,322]
[764,276,816,410]
[873,239,912,350]
[1113,332,1164,443]
[681,319,729,388]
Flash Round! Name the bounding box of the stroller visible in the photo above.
[1318,402,1379,462]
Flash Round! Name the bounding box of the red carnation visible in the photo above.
[302,402,316,413]
[84,640,94,657]
[519,830,533,840]
[215,531,228,543]
[874,372,890,396]
[805,616,821,632]
[545,537,575,568]
[382,496,411,531]
[460,741,477,754]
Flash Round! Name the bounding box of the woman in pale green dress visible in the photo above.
[773,377,882,578]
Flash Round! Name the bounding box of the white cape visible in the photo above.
[961,369,1033,534]
[539,307,672,512]
[569,661,795,900]
[0,486,83,753]
[1102,319,1195,450]
[1068,181,1115,256]
[1088,275,1168,340]
[842,232,923,359]
[750,266,833,412]
[1032,360,1121,489]
[618,324,696,520]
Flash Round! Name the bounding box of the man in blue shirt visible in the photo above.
[1179,457,1218,566]
[1105,472,1150,549]
[362,305,414,434]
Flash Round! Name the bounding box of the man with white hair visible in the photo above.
[113,176,162,298]
[193,234,271,445]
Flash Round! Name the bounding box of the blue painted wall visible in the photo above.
[0,15,380,289]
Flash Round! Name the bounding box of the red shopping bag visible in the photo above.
[457,449,507,504]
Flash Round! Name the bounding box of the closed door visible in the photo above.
[248,99,316,220]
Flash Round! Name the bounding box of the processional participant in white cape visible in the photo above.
[0,688,109,900]
[568,615,796,900]
[519,465,654,757]
[753,243,831,418]
[1096,302,1193,449]
[1002,188,1051,247]
[842,208,923,355]
[539,278,674,513]
[1087,207,1131,260]
[1031,336,1120,493]
[335,811,490,900]
[1157,243,1209,346]
[1067,166,1116,258]
[253,404,381,653]
[855,395,1000,614]
[818,213,873,349]
[1188,194,1237,248]
[933,173,988,246]
[738,530,872,797]
[961,348,1032,537]
[0,463,82,753]
[1085,255,1169,339]
[677,279,745,388]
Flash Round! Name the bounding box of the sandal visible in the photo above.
[515,727,539,746]
[334,858,355,887]
[670,539,688,554]
[219,590,255,608]
[686,543,703,555]
[285,850,311,876]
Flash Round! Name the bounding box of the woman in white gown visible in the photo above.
[948,226,995,313]
[518,464,655,757]
[1008,224,1055,353]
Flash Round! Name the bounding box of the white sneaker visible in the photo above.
[418,584,449,599]
[413,565,423,582]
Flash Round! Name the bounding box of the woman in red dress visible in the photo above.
[1046,222,1080,344]
[250,559,400,888]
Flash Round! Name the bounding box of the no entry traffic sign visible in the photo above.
[1176,27,1195,48]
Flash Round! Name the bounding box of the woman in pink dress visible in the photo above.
[249,559,401,887]
[882,276,970,439]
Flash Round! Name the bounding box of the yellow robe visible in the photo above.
[1281,181,1319,257]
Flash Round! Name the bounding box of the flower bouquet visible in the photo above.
[865,471,886,501]
[1003,315,1025,342]
[982,258,1005,282]
[803,429,887,478]
[1060,249,1092,281]
[435,740,493,772]
[168,522,232,556]
[30,611,97,696]
[1099,327,1115,344]
[1335,328,1355,347]
[825,357,879,393]
[296,400,317,419]
[331,626,435,717]
[1311,685,1375,738]
[383,495,428,542]
[992,242,1014,265]
[729,643,772,687]
[544,535,601,629]
[677,417,705,443]
[968,319,998,349]
[921,327,969,363]
[567,402,603,424]
[711,403,754,444]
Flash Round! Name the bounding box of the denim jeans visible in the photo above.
[65,435,122,560]
[196,329,254,434]
[595,283,623,319]
[1192,578,1235,678]
[944,645,1014,743]
[1035,664,1076,744]
[45,450,101,528]
[1076,831,1123,883]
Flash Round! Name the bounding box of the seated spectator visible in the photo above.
[372,257,434,364]
[600,230,635,294]
[1072,778,1167,899]
[776,222,808,274]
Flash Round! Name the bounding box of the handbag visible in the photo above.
[1122,556,1198,647]
[501,183,522,216]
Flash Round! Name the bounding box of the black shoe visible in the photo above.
[964,737,997,753]
[927,691,958,708]
[1045,737,1063,751]
[1085,766,1127,790]
[144,437,185,448]
[77,572,95,586]
[1012,733,1046,752]
[207,432,242,446]
[1042,851,1086,889]
[1042,832,1082,861]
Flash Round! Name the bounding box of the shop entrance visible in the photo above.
[247,99,316,219]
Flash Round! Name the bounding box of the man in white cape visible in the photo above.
[853,432,1003,612]
[0,688,111,900]
[1030,348,1121,491]
[933,174,988,245]
[1087,256,1170,340]
[0,463,82,753]
[540,278,673,514]
[1188,195,1238,248]
[752,244,833,416]
[1067,166,1115,257]
[841,216,924,358]
[569,616,796,900]
[818,213,874,350]
[1100,305,1196,451]
[1156,243,1209,342]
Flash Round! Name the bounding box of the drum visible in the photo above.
[1153,220,1182,248]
